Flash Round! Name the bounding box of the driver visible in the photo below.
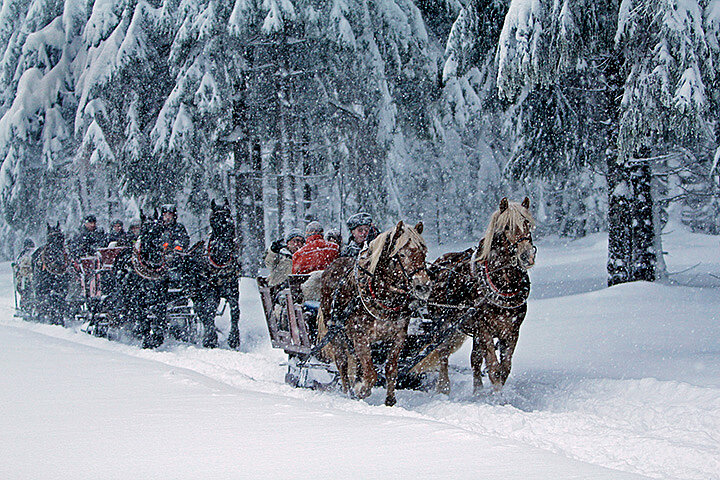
[159,204,190,252]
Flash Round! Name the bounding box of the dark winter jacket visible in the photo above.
[70,226,107,258]
[108,229,131,246]
[340,240,363,258]
[160,221,190,251]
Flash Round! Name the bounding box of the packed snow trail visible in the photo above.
[1,324,649,480]
[2,228,719,479]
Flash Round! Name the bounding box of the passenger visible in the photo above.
[127,221,141,244]
[70,214,107,258]
[14,238,36,308]
[108,219,130,246]
[340,212,378,258]
[159,204,190,252]
[292,221,339,274]
[325,228,342,249]
[265,229,304,287]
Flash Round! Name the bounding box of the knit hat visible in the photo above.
[305,221,323,235]
[285,228,305,243]
[83,214,97,223]
[161,204,177,214]
[347,212,372,231]
[325,228,341,244]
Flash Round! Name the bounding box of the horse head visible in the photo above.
[479,197,536,270]
[45,222,65,250]
[207,199,236,266]
[40,222,67,275]
[210,199,235,239]
[370,220,431,301]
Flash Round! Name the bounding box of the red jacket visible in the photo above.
[292,234,339,274]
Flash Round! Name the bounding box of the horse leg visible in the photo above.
[496,333,518,387]
[333,346,351,394]
[437,350,451,395]
[200,292,219,349]
[384,327,407,407]
[226,282,241,349]
[471,334,486,395]
[353,335,376,399]
[143,284,167,349]
[482,334,504,391]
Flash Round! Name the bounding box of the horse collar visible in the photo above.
[133,244,165,280]
[473,253,530,309]
[366,279,404,312]
[206,239,233,269]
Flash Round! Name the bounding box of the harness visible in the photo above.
[40,248,69,276]
[132,241,166,281]
[206,238,235,270]
[469,248,530,309]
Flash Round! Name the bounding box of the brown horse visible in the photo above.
[428,197,536,394]
[320,221,430,406]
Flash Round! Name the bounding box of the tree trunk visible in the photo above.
[233,70,264,276]
[604,51,657,286]
[607,155,634,286]
[630,161,655,281]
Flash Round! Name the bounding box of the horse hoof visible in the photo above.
[227,330,240,349]
[203,336,218,349]
[354,384,372,399]
[142,332,164,349]
[385,396,397,407]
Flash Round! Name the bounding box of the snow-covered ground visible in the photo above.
[1,225,719,479]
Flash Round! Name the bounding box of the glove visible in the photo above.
[270,239,284,254]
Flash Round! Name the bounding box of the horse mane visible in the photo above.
[478,202,535,262]
[364,223,426,275]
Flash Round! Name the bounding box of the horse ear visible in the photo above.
[389,220,405,246]
[211,199,217,211]
[223,197,229,207]
[499,197,509,213]
[154,208,159,220]
[522,197,530,209]
[46,222,51,231]
[139,209,146,224]
[56,221,60,229]
[414,222,423,234]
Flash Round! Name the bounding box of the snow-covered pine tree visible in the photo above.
[406,0,509,240]
[0,0,81,245]
[615,0,717,281]
[496,0,718,285]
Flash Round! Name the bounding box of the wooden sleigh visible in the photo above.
[257,274,459,391]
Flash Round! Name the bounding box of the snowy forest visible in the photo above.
[1,0,719,282]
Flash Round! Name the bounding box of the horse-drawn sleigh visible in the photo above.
[12,200,241,350]
[259,198,536,405]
